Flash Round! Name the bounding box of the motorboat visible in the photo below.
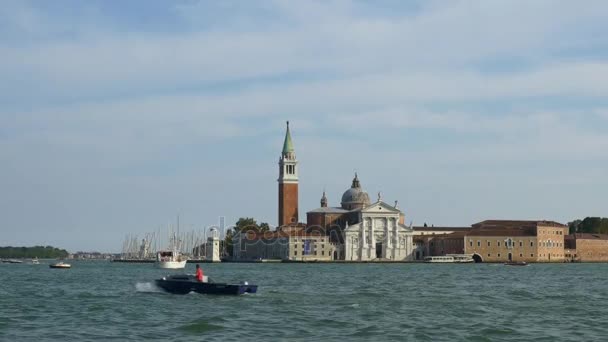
[154,230,187,269]
[31,258,40,265]
[5,259,24,264]
[49,262,71,269]
[504,261,528,266]
[154,251,187,269]
[155,274,257,295]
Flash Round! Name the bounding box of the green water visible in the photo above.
[1,261,607,341]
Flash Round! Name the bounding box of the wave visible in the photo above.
[135,282,162,293]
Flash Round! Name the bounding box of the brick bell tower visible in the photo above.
[278,121,299,227]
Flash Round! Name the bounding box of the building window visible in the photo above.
[519,241,523,247]
[294,251,297,255]
[531,254,534,257]
[530,242,534,247]
[487,241,491,247]
[497,241,501,247]
[469,240,473,247]
[488,254,491,257]
[498,253,501,257]
[520,253,523,257]
[477,241,481,247]
[322,251,325,256]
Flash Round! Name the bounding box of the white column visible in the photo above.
[370,218,375,260]
[360,223,365,261]
[393,219,398,258]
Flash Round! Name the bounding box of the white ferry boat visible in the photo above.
[424,254,474,263]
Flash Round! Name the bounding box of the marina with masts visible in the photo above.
[112,217,223,263]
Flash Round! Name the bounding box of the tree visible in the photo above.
[224,218,273,257]
[259,222,270,232]
[234,217,259,233]
[569,217,608,234]
[0,246,69,258]
[225,218,259,258]
[568,220,582,234]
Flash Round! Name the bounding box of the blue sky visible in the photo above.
[1,0,608,252]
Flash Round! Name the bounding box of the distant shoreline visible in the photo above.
[104,258,591,264]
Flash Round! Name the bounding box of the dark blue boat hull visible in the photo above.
[155,275,257,295]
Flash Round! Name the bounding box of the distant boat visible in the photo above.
[49,262,71,269]
[6,259,24,264]
[31,258,40,265]
[505,261,528,266]
[424,254,474,263]
[154,218,188,269]
[155,251,187,269]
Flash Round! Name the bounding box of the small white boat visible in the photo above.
[155,251,187,269]
[31,258,40,265]
[154,218,188,269]
[424,254,474,263]
[49,262,71,269]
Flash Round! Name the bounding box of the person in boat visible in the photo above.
[195,264,204,282]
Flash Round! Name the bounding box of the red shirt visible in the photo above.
[196,268,204,282]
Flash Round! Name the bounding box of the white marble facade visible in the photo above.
[344,201,414,261]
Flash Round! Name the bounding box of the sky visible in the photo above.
[1,0,607,252]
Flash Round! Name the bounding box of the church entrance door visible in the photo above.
[375,243,383,259]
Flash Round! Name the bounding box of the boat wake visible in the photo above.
[135,282,163,293]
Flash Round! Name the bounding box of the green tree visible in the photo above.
[258,222,270,232]
[569,217,608,234]
[568,219,582,234]
[0,246,69,258]
[225,218,273,257]
[234,217,259,233]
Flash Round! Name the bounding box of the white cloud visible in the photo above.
[1,0,608,250]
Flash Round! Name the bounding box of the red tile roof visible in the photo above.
[472,220,567,228]
[413,226,471,231]
[566,233,608,240]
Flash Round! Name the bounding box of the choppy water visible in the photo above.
[1,261,607,341]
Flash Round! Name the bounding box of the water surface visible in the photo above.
[1,261,606,341]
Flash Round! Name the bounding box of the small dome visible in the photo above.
[341,173,371,210]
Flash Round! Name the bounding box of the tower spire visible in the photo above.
[282,121,295,156]
[278,120,299,227]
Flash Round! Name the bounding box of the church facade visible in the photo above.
[307,174,414,261]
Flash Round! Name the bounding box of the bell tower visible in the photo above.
[278,121,299,227]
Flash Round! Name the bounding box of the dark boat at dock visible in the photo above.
[155,274,257,295]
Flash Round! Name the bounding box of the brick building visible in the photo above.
[412,226,470,260]
[464,220,568,263]
[564,233,608,262]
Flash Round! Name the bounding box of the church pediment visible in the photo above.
[360,201,401,214]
